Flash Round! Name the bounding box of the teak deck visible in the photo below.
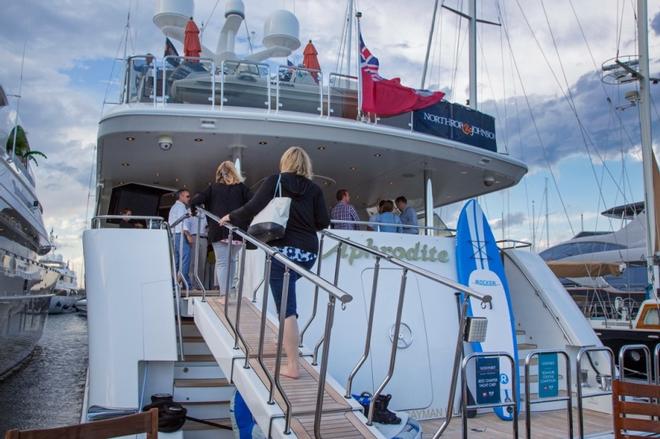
[206,296,618,439]
[207,297,378,438]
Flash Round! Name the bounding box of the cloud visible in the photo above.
[490,211,526,230]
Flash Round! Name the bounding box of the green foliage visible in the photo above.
[5,126,48,166]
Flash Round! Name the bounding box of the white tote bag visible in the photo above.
[248,174,291,242]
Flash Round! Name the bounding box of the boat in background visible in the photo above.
[41,230,81,314]
[0,83,58,378]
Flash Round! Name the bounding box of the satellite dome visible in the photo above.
[153,0,194,33]
[262,10,300,52]
[225,0,245,19]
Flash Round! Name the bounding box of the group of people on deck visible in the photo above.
[142,146,419,380]
[330,190,419,234]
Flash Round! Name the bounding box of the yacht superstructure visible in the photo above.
[41,232,80,314]
[0,83,58,378]
[81,1,636,437]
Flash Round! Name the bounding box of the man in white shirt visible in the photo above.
[168,189,192,287]
[186,212,208,288]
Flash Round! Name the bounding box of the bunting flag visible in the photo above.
[164,37,180,66]
[359,32,445,117]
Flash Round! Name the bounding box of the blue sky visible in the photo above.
[0,0,659,283]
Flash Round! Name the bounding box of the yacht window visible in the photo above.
[642,307,659,326]
[540,241,627,261]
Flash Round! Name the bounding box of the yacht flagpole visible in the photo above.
[356,11,363,120]
[636,0,657,299]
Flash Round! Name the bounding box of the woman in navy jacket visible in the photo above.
[221,147,329,379]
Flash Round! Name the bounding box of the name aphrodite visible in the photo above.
[323,238,450,265]
[422,112,496,139]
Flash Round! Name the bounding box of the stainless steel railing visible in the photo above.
[575,346,616,439]
[524,350,573,439]
[655,343,660,385]
[195,207,351,436]
[461,352,519,439]
[313,230,491,431]
[91,214,186,361]
[618,344,652,383]
[330,219,455,234]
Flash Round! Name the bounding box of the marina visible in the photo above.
[1,0,659,438]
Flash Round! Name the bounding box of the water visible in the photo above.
[0,313,88,434]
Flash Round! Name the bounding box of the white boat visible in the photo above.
[41,240,82,314]
[80,1,641,437]
[0,83,58,378]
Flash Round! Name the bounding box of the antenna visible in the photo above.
[10,42,27,164]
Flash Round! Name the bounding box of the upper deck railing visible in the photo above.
[116,55,499,153]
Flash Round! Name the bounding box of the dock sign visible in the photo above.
[476,357,500,404]
[538,353,559,398]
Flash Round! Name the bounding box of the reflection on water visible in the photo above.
[0,313,87,434]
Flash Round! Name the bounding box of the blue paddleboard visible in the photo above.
[456,199,519,421]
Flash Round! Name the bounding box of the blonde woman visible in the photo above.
[191,161,252,295]
[220,147,330,379]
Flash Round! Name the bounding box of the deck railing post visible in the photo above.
[300,234,324,347]
[618,344,652,383]
[575,346,615,439]
[271,263,293,434]
[222,229,238,340]
[345,256,381,398]
[193,214,201,291]
[314,295,336,438]
[367,268,408,426]
[234,242,251,363]
[524,350,572,439]
[177,225,189,297]
[258,256,276,404]
[313,241,342,365]
[210,61,216,110]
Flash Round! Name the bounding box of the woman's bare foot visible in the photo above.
[280,367,299,380]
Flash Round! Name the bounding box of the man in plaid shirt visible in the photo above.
[330,189,360,230]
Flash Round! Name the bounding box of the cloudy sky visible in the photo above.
[0,0,659,285]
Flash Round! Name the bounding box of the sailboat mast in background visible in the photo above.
[636,0,658,299]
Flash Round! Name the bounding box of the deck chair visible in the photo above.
[612,379,660,439]
[4,408,158,439]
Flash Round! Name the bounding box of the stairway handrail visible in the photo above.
[197,208,352,304]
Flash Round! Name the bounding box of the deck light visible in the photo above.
[175,178,179,182]
[155,172,160,177]
[158,135,173,151]
[194,138,203,142]
[373,153,382,158]
[126,136,135,141]
[121,162,130,167]
[317,146,326,150]
[350,166,357,171]
[460,170,468,175]
[258,140,267,145]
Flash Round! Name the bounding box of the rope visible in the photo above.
[498,1,577,237]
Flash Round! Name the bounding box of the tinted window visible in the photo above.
[643,307,659,325]
[0,86,7,107]
[540,241,627,261]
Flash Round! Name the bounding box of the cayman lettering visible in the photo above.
[422,112,496,140]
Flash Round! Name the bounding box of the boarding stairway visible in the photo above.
[174,208,497,439]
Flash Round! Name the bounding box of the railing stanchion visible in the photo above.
[367,268,408,426]
[234,242,251,363]
[210,62,216,110]
[618,344,652,383]
[314,295,336,438]
[655,343,660,385]
[431,296,470,438]
[271,263,293,435]
[313,242,342,365]
[345,255,381,398]
[300,234,324,347]
[576,346,615,439]
[222,229,237,339]
[257,255,276,403]
[524,350,572,439]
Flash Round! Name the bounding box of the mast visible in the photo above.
[421,0,440,89]
[345,0,353,77]
[545,177,549,249]
[468,0,477,109]
[636,0,657,299]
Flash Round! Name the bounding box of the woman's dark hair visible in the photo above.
[395,196,407,204]
[381,200,394,213]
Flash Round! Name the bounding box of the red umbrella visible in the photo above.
[184,17,201,59]
[303,40,320,83]
[302,40,321,71]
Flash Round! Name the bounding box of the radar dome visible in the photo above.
[262,10,300,51]
[225,0,245,19]
[154,0,194,32]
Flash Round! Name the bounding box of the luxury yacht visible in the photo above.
[0,83,58,378]
[81,1,633,438]
[541,202,659,379]
[41,231,81,314]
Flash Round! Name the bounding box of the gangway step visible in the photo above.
[194,296,383,438]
